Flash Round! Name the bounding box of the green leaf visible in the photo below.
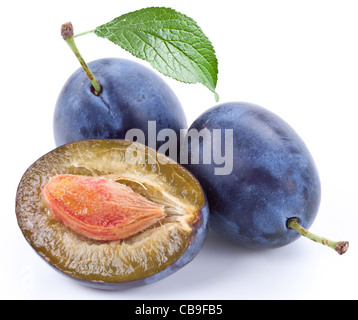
[94,7,219,100]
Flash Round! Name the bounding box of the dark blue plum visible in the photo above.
[183,102,321,249]
[54,58,187,157]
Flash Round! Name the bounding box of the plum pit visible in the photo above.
[42,175,165,241]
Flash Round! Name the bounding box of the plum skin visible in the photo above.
[183,102,321,249]
[54,58,187,154]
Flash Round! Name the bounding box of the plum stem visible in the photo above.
[61,22,102,95]
[287,218,349,255]
[74,30,94,38]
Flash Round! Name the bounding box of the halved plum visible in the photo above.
[15,139,209,290]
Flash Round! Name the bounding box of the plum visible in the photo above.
[16,139,209,289]
[182,102,348,254]
[54,58,187,157]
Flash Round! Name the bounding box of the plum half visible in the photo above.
[15,139,209,289]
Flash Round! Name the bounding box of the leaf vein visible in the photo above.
[134,29,216,86]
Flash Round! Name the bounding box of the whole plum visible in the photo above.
[54,58,187,157]
[182,102,322,250]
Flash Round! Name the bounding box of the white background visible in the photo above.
[1,0,357,300]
